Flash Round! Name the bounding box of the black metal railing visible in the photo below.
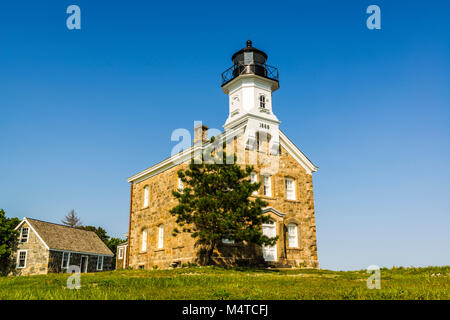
[221,64,279,85]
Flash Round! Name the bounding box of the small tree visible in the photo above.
[170,156,278,265]
[0,209,20,276]
[61,209,82,228]
[79,225,109,243]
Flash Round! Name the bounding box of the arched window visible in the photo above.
[287,224,298,248]
[178,178,184,192]
[141,229,147,251]
[259,95,266,108]
[158,225,164,249]
[143,185,150,207]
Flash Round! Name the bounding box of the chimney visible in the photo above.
[194,124,209,145]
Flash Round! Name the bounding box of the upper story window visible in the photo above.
[141,229,147,251]
[118,247,124,259]
[178,178,184,192]
[259,95,266,108]
[250,172,258,195]
[97,256,104,271]
[158,225,164,249]
[287,224,299,248]
[20,227,29,243]
[263,175,272,197]
[61,252,70,269]
[143,185,150,207]
[285,178,296,200]
[17,250,27,268]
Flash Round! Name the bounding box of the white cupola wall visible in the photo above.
[221,40,281,155]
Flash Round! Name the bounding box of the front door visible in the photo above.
[80,256,88,273]
[262,222,277,262]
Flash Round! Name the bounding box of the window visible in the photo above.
[263,175,271,197]
[97,256,104,271]
[178,178,184,192]
[118,247,124,259]
[287,224,298,248]
[259,95,266,108]
[222,238,235,244]
[61,252,70,269]
[17,250,27,268]
[158,225,164,249]
[143,185,150,207]
[141,229,147,251]
[285,178,296,200]
[20,227,29,243]
[250,172,258,195]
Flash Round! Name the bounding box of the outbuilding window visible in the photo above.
[61,252,70,269]
[20,227,29,243]
[118,247,124,259]
[97,256,104,271]
[17,250,27,268]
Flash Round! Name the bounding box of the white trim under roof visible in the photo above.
[15,218,50,250]
[127,126,317,184]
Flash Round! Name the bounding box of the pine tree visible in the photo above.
[170,156,278,265]
[61,209,82,228]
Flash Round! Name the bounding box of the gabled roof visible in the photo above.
[127,126,317,184]
[15,218,113,256]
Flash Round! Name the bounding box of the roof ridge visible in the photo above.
[25,217,96,233]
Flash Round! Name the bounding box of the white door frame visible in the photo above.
[80,255,89,273]
[262,222,277,262]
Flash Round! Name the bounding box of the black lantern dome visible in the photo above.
[221,40,279,86]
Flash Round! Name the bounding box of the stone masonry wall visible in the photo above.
[13,222,49,276]
[128,135,318,269]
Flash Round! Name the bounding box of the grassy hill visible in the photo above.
[1,266,448,300]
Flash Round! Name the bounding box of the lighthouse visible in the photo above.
[221,40,281,156]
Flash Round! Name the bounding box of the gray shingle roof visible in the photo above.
[26,218,113,256]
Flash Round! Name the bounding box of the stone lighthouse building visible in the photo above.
[123,41,319,269]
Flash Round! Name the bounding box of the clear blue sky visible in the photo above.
[1,1,449,270]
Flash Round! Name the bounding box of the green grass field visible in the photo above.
[0,266,448,300]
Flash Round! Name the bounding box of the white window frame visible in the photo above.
[178,178,184,192]
[97,256,104,271]
[61,252,71,269]
[263,175,272,197]
[158,225,164,249]
[287,223,299,248]
[259,95,266,109]
[250,172,258,195]
[141,229,147,251]
[285,178,296,200]
[118,247,124,259]
[20,227,29,243]
[143,185,150,207]
[16,250,27,269]
[222,238,235,244]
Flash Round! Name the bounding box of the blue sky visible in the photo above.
[0,1,449,270]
